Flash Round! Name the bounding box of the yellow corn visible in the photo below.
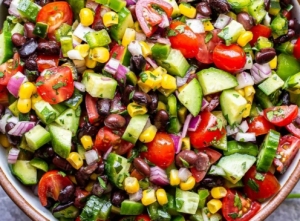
[137,79,152,93]
[80,8,94,27]
[31,94,42,110]
[162,74,177,90]
[156,189,168,206]
[90,173,101,180]
[124,177,140,194]
[17,98,31,113]
[178,84,187,93]
[85,50,97,69]
[211,187,227,199]
[81,135,93,150]
[67,152,83,170]
[134,21,143,33]
[122,28,136,47]
[245,94,254,104]
[242,104,252,118]
[237,31,253,47]
[103,11,119,27]
[269,6,280,16]
[127,102,148,117]
[181,137,191,150]
[0,134,10,148]
[92,47,110,63]
[68,175,77,184]
[203,21,214,31]
[269,56,277,69]
[153,66,167,76]
[180,176,196,191]
[235,89,245,97]
[85,181,95,192]
[226,11,237,20]
[75,44,90,58]
[157,101,167,111]
[141,189,156,206]
[139,41,152,57]
[207,199,223,214]
[139,125,157,143]
[240,7,249,13]
[179,3,196,18]
[170,169,180,186]
[139,71,162,90]
[244,86,255,97]
[19,82,36,99]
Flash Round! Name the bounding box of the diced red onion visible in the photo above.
[201,98,209,111]
[7,72,27,98]
[9,0,22,18]
[214,14,232,29]
[186,19,205,34]
[73,24,95,41]
[0,114,12,133]
[295,116,300,125]
[8,121,35,136]
[178,168,192,182]
[145,57,158,69]
[72,41,81,48]
[150,166,169,185]
[135,32,146,41]
[103,146,113,160]
[170,134,182,154]
[67,50,84,60]
[250,63,271,84]
[86,0,100,11]
[226,125,239,136]
[129,189,143,201]
[8,147,20,164]
[85,149,99,165]
[158,13,170,28]
[128,41,142,56]
[238,120,249,133]
[116,64,128,86]
[235,72,254,89]
[196,13,209,20]
[263,13,271,27]
[177,71,191,88]
[188,115,201,132]
[104,58,120,75]
[125,0,136,5]
[182,114,192,138]
[7,116,19,125]
[157,38,171,45]
[100,6,111,17]
[235,132,256,142]
[59,49,67,59]
[243,53,253,70]
[74,81,86,92]
[291,39,297,44]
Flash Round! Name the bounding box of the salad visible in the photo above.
[0,0,300,220]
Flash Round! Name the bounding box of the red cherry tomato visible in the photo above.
[243,166,281,201]
[247,116,275,136]
[74,187,90,209]
[168,21,199,58]
[36,66,74,104]
[249,24,272,46]
[135,214,151,221]
[188,112,226,149]
[293,37,300,60]
[141,132,175,169]
[282,10,292,20]
[85,93,101,124]
[273,135,300,174]
[115,139,135,155]
[0,53,23,85]
[0,85,9,104]
[263,105,298,127]
[38,170,73,206]
[286,120,300,139]
[36,2,73,40]
[131,169,145,181]
[94,127,121,152]
[109,44,125,61]
[36,55,59,72]
[222,189,261,221]
[136,0,173,37]
[195,29,223,64]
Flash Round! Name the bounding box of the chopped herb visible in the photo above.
[66,113,72,116]
[140,72,148,83]
[60,119,64,124]
[129,90,135,100]
[132,105,142,109]
[54,6,58,10]
[140,145,148,152]
[255,172,265,181]
[167,29,177,37]
[57,171,66,177]
[150,73,157,80]
[13,59,18,69]
[249,117,255,123]
[234,193,242,210]
[0,72,4,78]
[152,4,164,15]
[36,81,44,86]
[247,178,259,192]
[205,32,213,44]
[175,25,186,34]
[179,157,189,168]
[144,158,156,167]
[242,162,246,170]
[228,213,238,219]
[240,138,245,142]
[233,94,240,98]
[52,82,67,90]
[112,52,117,58]
[275,154,282,159]
[98,177,107,190]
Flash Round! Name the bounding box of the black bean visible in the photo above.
[37,41,60,56]
[154,110,169,132]
[34,146,55,159]
[11,33,26,47]
[52,155,72,171]
[45,198,55,209]
[130,55,146,74]
[24,23,37,39]
[148,91,158,114]
[122,85,135,106]
[29,114,38,123]
[133,91,151,106]
[281,92,290,105]
[5,122,15,133]
[255,47,276,64]
[91,175,108,197]
[77,122,98,141]
[97,99,111,115]
[104,114,126,129]
[52,202,74,213]
[273,29,295,44]
[18,39,38,59]
[237,12,255,31]
[25,69,39,82]
[288,19,296,29]
[200,175,225,188]
[58,185,75,204]
[196,2,212,16]
[24,59,38,71]
[75,163,98,188]
[175,150,198,168]
[39,0,52,6]
[111,190,127,207]
[209,0,231,14]
[95,162,105,175]
[133,158,151,177]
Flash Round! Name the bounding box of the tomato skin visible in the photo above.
[263,105,298,127]
[109,44,125,61]
[141,132,175,169]
[115,139,134,155]
[85,93,101,124]
[36,66,74,104]
[274,135,300,173]
[243,166,281,200]
[213,44,246,73]
[249,24,272,46]
[286,121,300,139]
[247,116,275,136]
[135,214,151,221]
[168,21,199,58]
[188,112,226,149]
[36,55,59,72]
[131,169,145,181]
[94,127,121,152]
[223,189,261,221]
[293,37,300,60]
[38,170,73,206]
[0,85,9,104]
[282,10,292,20]
[74,187,90,209]
[92,5,104,30]
[0,53,23,85]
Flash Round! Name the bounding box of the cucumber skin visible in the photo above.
[0,32,13,64]
[224,141,258,156]
[120,200,144,215]
[11,160,37,185]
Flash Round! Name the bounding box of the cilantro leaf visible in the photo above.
[179,157,189,168]
[234,193,242,210]
[205,32,213,44]
[247,178,259,192]
[36,81,44,86]
[175,25,186,34]
[98,177,107,190]
[255,172,265,181]
[52,82,67,90]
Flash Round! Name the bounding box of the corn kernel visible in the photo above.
[226,11,237,20]
[244,86,255,97]
[139,41,152,57]
[19,82,36,99]
[203,21,214,31]
[153,66,167,76]
[31,94,42,110]
[141,189,156,206]
[137,79,152,93]
[156,189,168,206]
[162,74,177,90]
[245,94,254,104]
[207,199,222,214]
[170,169,180,186]
[67,152,84,170]
[180,176,195,191]
[83,69,95,75]
[139,125,157,143]
[75,44,90,58]
[157,101,167,111]
[235,89,245,97]
[81,135,93,150]
[237,31,253,47]
[269,56,277,69]
[242,104,252,118]
[85,50,97,68]
[139,71,162,90]
[103,11,119,27]
[17,98,31,113]
[122,28,136,47]
[134,21,143,33]
[0,134,10,148]
[211,187,227,199]
[90,173,101,180]
[178,84,187,93]
[179,3,196,18]
[127,102,148,117]
[124,177,140,194]
[80,8,94,27]
[68,175,77,184]
[91,47,110,63]
[181,137,191,150]
[85,181,95,192]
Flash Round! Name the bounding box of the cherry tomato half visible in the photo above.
[0,53,23,85]
[263,105,298,127]
[247,116,275,136]
[36,55,59,72]
[85,93,101,124]
[249,24,272,47]
[286,120,300,139]
[293,37,300,60]
[135,214,151,221]
[94,127,121,152]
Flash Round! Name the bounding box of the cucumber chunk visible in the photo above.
[25,125,51,150]
[11,160,37,185]
[255,88,274,109]
[85,30,111,49]
[284,72,300,94]
[53,204,79,219]
[248,0,267,24]
[258,73,284,95]
[17,0,41,22]
[151,43,171,60]
[11,23,24,35]
[217,20,245,45]
[224,141,259,156]
[80,196,112,221]
[55,108,80,137]
[0,31,13,64]
[122,114,149,144]
[110,7,134,41]
[60,35,73,57]
[34,100,60,124]
[176,188,199,214]
[197,68,238,95]
[49,124,72,159]
[227,0,251,8]
[211,135,227,151]
[29,158,48,172]
[120,200,144,215]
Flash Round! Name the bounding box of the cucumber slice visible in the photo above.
[19,136,34,153]
[9,100,19,117]
[176,188,199,214]
[197,68,238,95]
[11,23,24,35]
[49,124,72,159]
[224,179,244,188]
[25,125,51,150]
[147,202,159,220]
[85,30,111,49]
[80,196,112,220]
[55,108,80,137]
[17,0,41,22]
[167,117,182,134]
[110,7,134,41]
[166,194,180,216]
[63,91,83,110]
[248,0,267,24]
[11,160,37,185]
[224,141,259,156]
[53,204,79,219]
[217,153,256,184]
[33,22,49,39]
[167,94,178,118]
[212,111,227,127]
[120,200,144,215]
[256,37,273,50]
[98,201,112,220]
[52,103,68,114]
[108,0,127,12]
[284,72,300,94]
[258,73,284,95]
[29,158,48,172]
[122,114,149,144]
[178,78,203,117]
[55,23,72,42]
[217,20,245,45]
[60,35,73,57]
[0,31,13,64]
[151,43,171,60]
[208,165,226,176]
[34,100,60,124]
[256,129,280,173]
[198,189,209,209]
